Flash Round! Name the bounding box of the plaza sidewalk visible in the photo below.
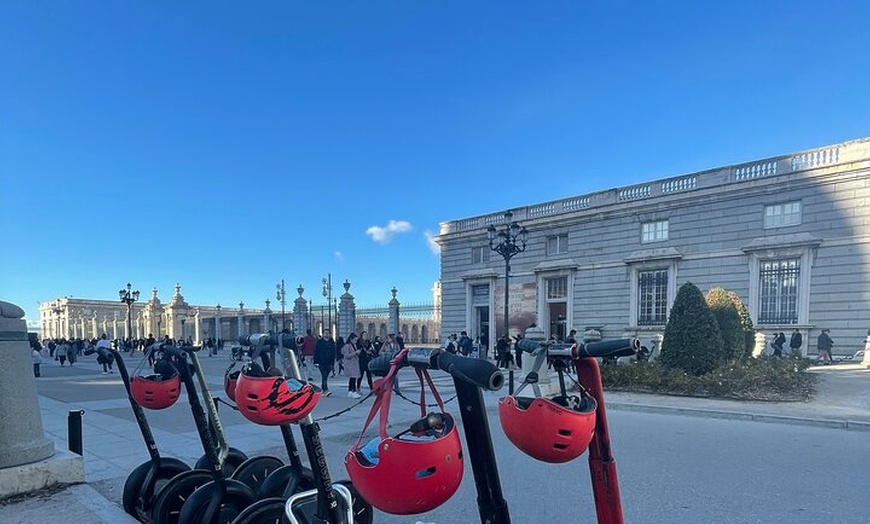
[0,355,867,523]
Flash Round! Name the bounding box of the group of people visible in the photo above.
[298,329,404,398]
[768,328,836,364]
[443,331,488,359]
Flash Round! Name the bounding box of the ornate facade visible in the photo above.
[436,138,870,356]
[38,283,441,344]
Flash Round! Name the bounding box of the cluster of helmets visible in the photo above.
[345,412,464,515]
[230,362,321,426]
[498,392,597,464]
[130,358,181,410]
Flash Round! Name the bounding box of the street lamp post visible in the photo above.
[322,273,333,335]
[276,280,287,332]
[487,211,529,340]
[119,283,140,350]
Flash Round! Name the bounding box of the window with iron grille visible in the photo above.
[641,220,669,243]
[546,277,568,300]
[764,202,801,229]
[638,269,668,325]
[758,258,800,324]
[546,234,568,255]
[471,246,490,264]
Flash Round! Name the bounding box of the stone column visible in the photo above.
[135,311,142,339]
[294,285,309,335]
[338,280,356,339]
[215,305,223,343]
[78,315,85,339]
[521,324,554,394]
[237,302,245,338]
[263,300,272,333]
[388,287,400,335]
[861,334,870,369]
[101,316,108,338]
[91,314,98,339]
[112,315,119,340]
[752,332,767,358]
[194,308,202,345]
[0,301,54,467]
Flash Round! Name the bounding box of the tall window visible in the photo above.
[764,202,801,229]
[471,246,490,264]
[637,269,668,325]
[546,234,568,255]
[641,220,669,243]
[758,258,800,324]
[545,276,568,340]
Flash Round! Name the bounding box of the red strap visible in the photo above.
[351,349,408,451]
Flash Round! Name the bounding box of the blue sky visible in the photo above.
[2,1,869,322]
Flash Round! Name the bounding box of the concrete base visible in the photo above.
[0,449,84,501]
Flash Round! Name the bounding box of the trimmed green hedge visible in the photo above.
[660,282,725,376]
[600,357,816,401]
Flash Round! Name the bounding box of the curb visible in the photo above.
[607,402,870,432]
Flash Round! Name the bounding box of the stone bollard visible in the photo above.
[862,336,870,369]
[0,301,54,468]
[752,332,767,358]
[0,300,82,499]
[520,325,554,395]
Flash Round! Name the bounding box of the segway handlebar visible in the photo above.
[237,332,296,349]
[516,337,640,359]
[367,347,504,391]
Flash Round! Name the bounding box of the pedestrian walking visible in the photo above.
[32,346,43,377]
[789,329,803,357]
[817,329,834,364]
[341,333,362,399]
[96,334,114,374]
[314,329,336,396]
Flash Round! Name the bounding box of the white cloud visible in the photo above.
[334,251,344,261]
[424,231,441,255]
[366,220,413,243]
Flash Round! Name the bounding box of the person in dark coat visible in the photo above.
[314,329,336,396]
[789,329,803,357]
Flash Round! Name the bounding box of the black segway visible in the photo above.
[230,333,373,524]
[113,345,191,522]
[150,345,256,524]
[222,338,317,497]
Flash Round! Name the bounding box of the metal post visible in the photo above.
[68,409,85,455]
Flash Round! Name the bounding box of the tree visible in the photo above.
[726,291,755,358]
[705,287,745,360]
[660,282,724,376]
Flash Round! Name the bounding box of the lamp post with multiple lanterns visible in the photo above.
[487,211,528,340]
[322,273,333,335]
[119,283,140,345]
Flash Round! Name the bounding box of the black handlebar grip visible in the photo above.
[367,354,393,377]
[516,338,543,354]
[578,338,640,358]
[436,352,504,391]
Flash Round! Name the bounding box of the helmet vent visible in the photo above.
[414,466,437,478]
[557,429,573,436]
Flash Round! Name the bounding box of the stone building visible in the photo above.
[435,138,870,357]
[39,283,440,345]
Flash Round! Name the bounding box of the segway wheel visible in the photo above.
[178,478,256,524]
[228,497,286,524]
[230,455,285,495]
[336,479,374,524]
[255,464,317,500]
[122,458,190,517]
[150,469,213,524]
[194,447,248,477]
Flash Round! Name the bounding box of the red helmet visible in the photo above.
[345,413,464,515]
[130,373,181,410]
[498,394,597,463]
[224,367,241,402]
[234,366,320,426]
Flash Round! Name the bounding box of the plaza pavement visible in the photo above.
[1,350,868,523]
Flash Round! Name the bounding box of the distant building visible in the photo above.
[39,283,441,344]
[436,138,870,356]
